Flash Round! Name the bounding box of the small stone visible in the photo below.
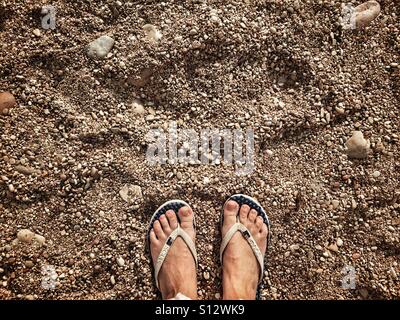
[24,260,34,268]
[17,229,35,242]
[87,35,115,59]
[327,243,339,253]
[352,1,381,29]
[143,24,162,42]
[34,234,46,246]
[372,170,381,178]
[119,184,143,205]
[389,267,397,279]
[0,92,16,114]
[336,238,344,247]
[331,200,340,209]
[215,292,221,299]
[345,131,370,159]
[289,244,300,252]
[33,28,41,37]
[322,251,330,258]
[15,165,36,175]
[132,99,145,115]
[203,271,210,280]
[110,275,116,285]
[25,295,35,300]
[116,257,125,267]
[351,199,358,209]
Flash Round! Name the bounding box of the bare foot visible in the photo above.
[221,200,269,300]
[149,206,198,300]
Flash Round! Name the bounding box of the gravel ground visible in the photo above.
[0,0,399,300]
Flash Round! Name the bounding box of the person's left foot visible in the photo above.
[149,206,198,299]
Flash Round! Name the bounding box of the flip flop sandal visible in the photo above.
[146,200,198,291]
[220,194,271,300]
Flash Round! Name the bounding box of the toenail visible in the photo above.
[226,200,239,210]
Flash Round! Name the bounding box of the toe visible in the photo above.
[255,216,264,230]
[159,214,171,233]
[166,210,178,230]
[223,200,239,226]
[261,223,269,237]
[150,229,158,243]
[153,220,165,240]
[239,204,250,223]
[248,209,258,222]
[177,206,194,229]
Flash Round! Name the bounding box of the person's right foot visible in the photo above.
[221,200,269,300]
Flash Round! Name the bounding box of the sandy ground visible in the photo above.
[0,0,399,300]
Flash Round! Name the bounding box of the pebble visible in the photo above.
[87,35,115,59]
[24,260,34,268]
[119,184,143,204]
[110,275,116,285]
[289,244,300,252]
[327,243,339,253]
[215,292,221,299]
[116,257,125,267]
[33,28,41,37]
[17,229,35,242]
[34,234,46,246]
[15,165,36,175]
[132,99,145,115]
[331,200,340,209]
[0,92,16,114]
[372,170,381,178]
[203,271,210,280]
[352,1,381,29]
[143,24,162,42]
[336,238,343,247]
[345,131,370,159]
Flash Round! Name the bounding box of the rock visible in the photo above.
[0,92,16,114]
[289,244,300,252]
[119,184,143,205]
[17,229,35,242]
[336,238,343,247]
[15,165,36,175]
[352,1,381,29]
[116,257,125,267]
[372,170,381,178]
[110,275,116,285]
[87,35,115,59]
[203,271,210,280]
[331,200,340,209]
[24,260,34,268]
[132,99,145,115]
[34,234,46,246]
[215,292,221,299]
[33,28,41,37]
[143,24,162,42]
[327,243,339,253]
[345,131,370,159]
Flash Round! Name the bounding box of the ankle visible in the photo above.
[222,273,257,300]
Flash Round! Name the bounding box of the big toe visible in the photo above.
[223,200,239,229]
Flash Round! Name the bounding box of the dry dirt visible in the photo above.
[0,0,399,300]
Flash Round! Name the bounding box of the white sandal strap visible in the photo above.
[154,225,197,289]
[220,222,264,283]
